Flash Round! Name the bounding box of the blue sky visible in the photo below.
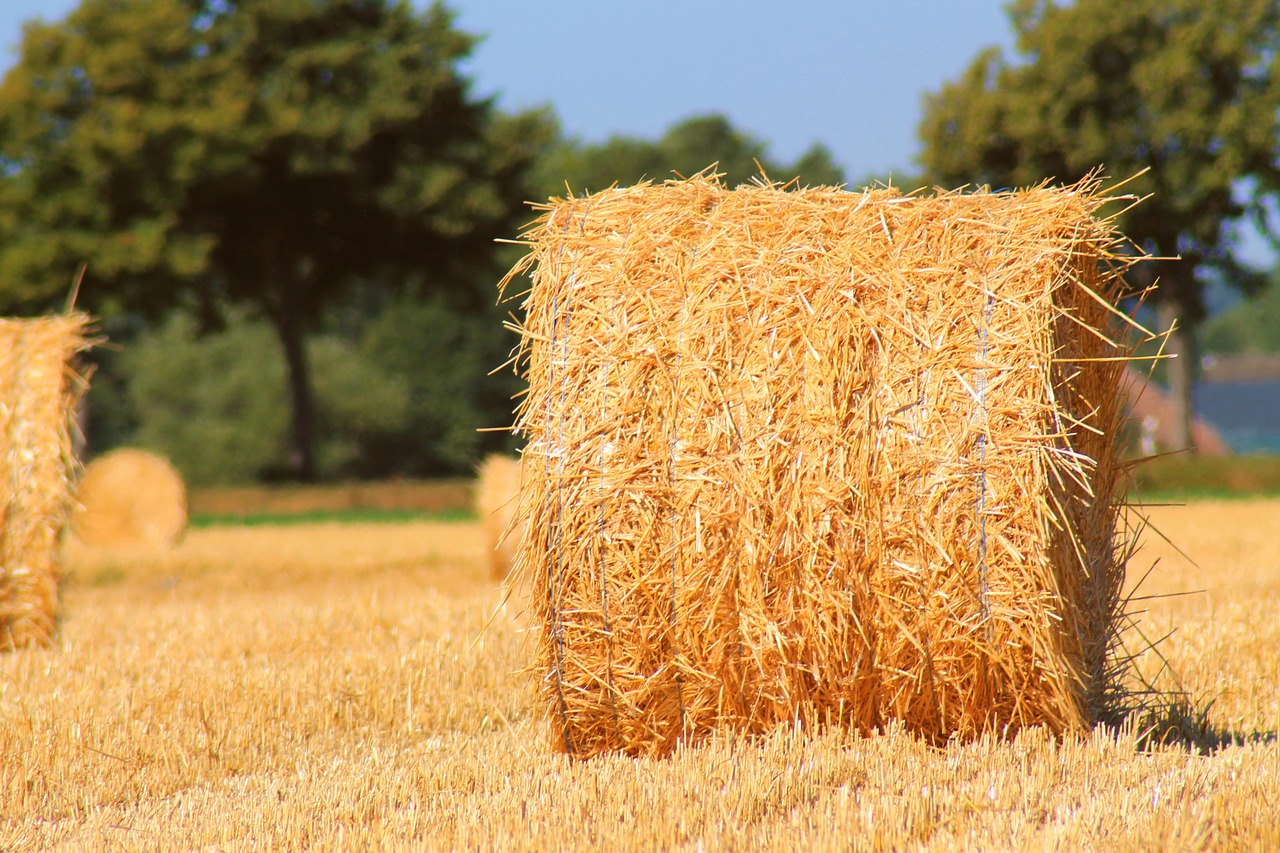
[0,0,1016,182]
[450,2,1016,182]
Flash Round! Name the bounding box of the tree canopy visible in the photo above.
[0,0,552,479]
[918,0,1280,451]
[532,113,845,199]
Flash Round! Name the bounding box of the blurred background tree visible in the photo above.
[0,0,552,480]
[122,309,413,485]
[918,0,1280,452]
[532,112,845,198]
[0,1,859,486]
[123,312,293,486]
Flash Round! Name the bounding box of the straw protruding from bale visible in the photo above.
[73,448,188,550]
[475,454,523,581]
[502,175,1145,758]
[0,314,92,650]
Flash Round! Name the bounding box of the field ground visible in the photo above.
[182,453,1280,523]
[1,499,1278,850]
[187,478,474,521]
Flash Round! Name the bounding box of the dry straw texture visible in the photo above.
[73,448,188,550]
[0,313,91,650]
[475,454,522,580]
[3,501,1278,849]
[503,176,1141,758]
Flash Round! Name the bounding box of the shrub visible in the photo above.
[121,311,409,485]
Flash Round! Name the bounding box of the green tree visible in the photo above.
[123,312,292,485]
[0,0,552,479]
[123,310,410,485]
[356,292,518,477]
[918,0,1280,451]
[533,113,845,198]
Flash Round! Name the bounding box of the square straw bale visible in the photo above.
[502,176,1141,758]
[0,314,92,650]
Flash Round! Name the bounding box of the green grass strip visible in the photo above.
[190,507,476,528]
[1127,487,1280,504]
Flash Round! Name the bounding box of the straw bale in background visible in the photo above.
[73,448,188,550]
[505,176,1141,758]
[0,314,92,650]
[475,454,522,581]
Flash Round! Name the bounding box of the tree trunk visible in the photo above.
[268,308,318,481]
[1156,297,1197,454]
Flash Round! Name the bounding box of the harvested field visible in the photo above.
[187,478,474,519]
[0,499,1276,850]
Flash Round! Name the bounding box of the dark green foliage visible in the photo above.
[356,293,520,477]
[80,313,148,457]
[308,333,413,477]
[123,312,291,486]
[122,310,409,486]
[917,0,1280,451]
[532,113,845,198]
[0,0,552,479]
[116,294,520,485]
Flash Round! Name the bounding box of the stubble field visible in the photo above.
[1,498,1277,851]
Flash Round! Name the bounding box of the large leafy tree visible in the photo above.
[0,0,550,479]
[533,113,845,198]
[918,0,1280,451]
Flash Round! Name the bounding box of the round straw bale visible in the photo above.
[73,448,188,549]
[475,454,522,580]
[507,176,1141,758]
[0,313,92,650]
